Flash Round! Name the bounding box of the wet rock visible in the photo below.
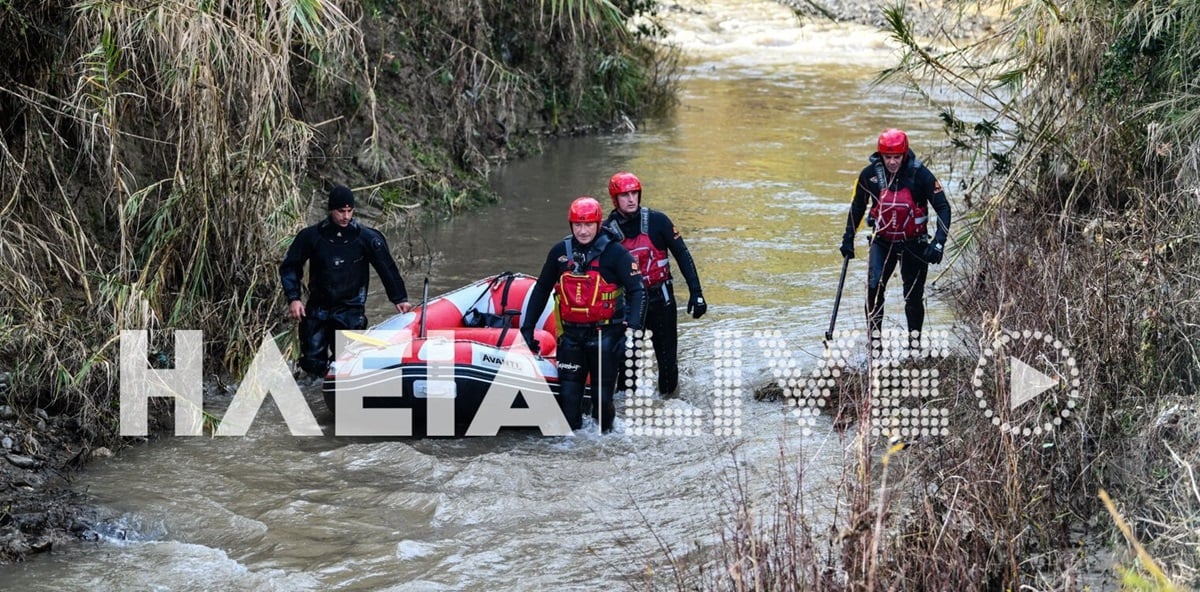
[27,537,53,553]
[0,526,30,557]
[753,382,784,401]
[5,454,40,469]
[70,516,97,538]
[90,447,113,459]
[10,512,45,531]
[0,395,98,563]
[12,473,45,490]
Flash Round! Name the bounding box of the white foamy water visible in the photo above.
[655,0,898,70]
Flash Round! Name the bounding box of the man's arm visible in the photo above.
[840,169,873,259]
[524,255,557,328]
[609,245,646,331]
[363,230,410,311]
[279,228,312,315]
[843,170,872,243]
[923,169,952,245]
[651,211,703,296]
[520,245,562,351]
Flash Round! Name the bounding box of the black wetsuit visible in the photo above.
[280,218,408,376]
[842,149,951,342]
[604,207,703,396]
[521,232,645,432]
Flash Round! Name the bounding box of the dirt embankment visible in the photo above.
[0,378,105,561]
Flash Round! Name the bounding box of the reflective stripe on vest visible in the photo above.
[620,208,671,287]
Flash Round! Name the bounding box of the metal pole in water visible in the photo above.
[419,277,429,339]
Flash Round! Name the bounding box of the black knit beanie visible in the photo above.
[328,185,355,210]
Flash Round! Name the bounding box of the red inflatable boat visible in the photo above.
[322,272,565,434]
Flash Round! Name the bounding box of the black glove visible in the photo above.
[839,236,855,260]
[923,241,944,265]
[520,327,538,353]
[687,293,707,319]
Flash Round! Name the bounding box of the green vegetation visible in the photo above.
[0,1,676,442]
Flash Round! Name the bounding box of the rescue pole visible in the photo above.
[825,256,850,345]
[596,327,603,436]
[418,277,429,339]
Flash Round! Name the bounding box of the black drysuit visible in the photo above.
[280,219,408,376]
[521,232,645,432]
[842,150,951,342]
[604,207,704,396]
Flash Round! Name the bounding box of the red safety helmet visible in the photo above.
[608,172,642,208]
[568,196,604,224]
[877,129,909,156]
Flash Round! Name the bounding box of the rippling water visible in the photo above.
[2,1,962,589]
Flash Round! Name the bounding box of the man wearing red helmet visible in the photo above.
[840,129,952,348]
[521,196,646,432]
[604,171,706,399]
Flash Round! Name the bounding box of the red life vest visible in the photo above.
[870,185,928,242]
[620,208,671,287]
[555,240,621,324]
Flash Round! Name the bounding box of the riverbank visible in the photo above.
[0,402,100,561]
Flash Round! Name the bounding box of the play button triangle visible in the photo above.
[1010,356,1059,410]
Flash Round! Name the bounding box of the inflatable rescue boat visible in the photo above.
[322,272,564,434]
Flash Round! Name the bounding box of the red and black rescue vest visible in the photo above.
[555,239,621,324]
[620,208,671,287]
[869,164,928,241]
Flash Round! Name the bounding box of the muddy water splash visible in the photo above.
[2,1,959,589]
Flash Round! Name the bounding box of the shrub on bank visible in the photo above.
[675,1,1199,589]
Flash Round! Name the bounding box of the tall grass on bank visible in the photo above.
[0,0,677,445]
[906,0,1200,584]
[675,351,1193,590]
[1,0,355,435]
[367,0,678,210]
[778,0,1193,588]
[669,0,1200,588]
